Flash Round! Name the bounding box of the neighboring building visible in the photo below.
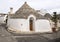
[7,2,51,33]
[44,13,53,28]
[0,13,7,23]
[45,12,60,31]
[57,14,60,28]
[44,13,52,20]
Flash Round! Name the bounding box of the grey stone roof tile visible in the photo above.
[9,2,45,19]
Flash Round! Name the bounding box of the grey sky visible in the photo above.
[0,0,60,13]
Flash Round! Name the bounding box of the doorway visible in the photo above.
[29,17,34,31]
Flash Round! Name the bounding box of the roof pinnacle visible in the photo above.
[25,2,27,4]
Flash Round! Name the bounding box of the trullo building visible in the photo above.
[7,2,51,33]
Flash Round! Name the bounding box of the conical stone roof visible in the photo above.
[9,2,45,19]
[44,13,52,19]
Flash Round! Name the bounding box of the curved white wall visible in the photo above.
[7,19,29,32]
[8,19,52,32]
[7,14,52,32]
[35,19,52,32]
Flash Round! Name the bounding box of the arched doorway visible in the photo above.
[29,17,34,31]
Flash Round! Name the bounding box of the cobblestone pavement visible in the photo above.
[0,24,17,42]
[0,23,60,42]
[15,36,49,42]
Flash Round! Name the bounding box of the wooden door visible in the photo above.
[30,20,33,31]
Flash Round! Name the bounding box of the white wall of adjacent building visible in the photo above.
[0,17,5,23]
[0,15,7,23]
[57,20,60,28]
[49,20,60,28]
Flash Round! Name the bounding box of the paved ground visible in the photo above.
[0,24,17,42]
[0,23,60,42]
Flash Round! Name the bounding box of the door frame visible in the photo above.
[29,17,34,31]
[28,15,36,31]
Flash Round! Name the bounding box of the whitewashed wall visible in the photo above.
[8,19,52,32]
[49,20,60,28]
[0,17,5,23]
[35,19,52,32]
[7,19,29,32]
[0,15,7,23]
[7,14,52,32]
[57,20,60,28]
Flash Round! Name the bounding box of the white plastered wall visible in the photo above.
[0,15,7,23]
[35,19,52,32]
[7,19,29,32]
[7,14,52,32]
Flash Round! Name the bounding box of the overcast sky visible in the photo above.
[0,0,60,14]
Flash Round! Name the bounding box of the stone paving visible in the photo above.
[0,24,17,42]
[0,23,60,42]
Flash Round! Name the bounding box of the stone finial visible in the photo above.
[25,2,27,4]
[10,7,13,10]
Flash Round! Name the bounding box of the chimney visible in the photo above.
[10,7,13,14]
[53,12,56,14]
